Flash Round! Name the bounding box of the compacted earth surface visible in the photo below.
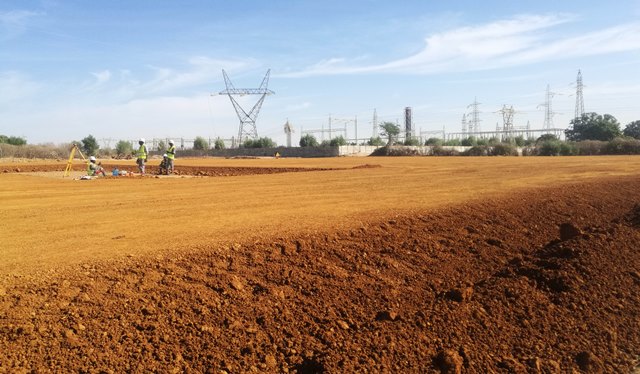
[1,170,639,373]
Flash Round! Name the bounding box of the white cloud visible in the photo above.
[280,14,640,77]
[0,10,41,40]
[90,70,111,85]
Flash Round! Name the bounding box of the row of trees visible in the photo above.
[0,135,27,146]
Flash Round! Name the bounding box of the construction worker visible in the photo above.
[166,140,176,174]
[136,138,148,175]
[87,156,106,177]
[158,153,169,175]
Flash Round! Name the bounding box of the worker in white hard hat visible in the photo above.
[166,139,176,175]
[136,138,148,175]
[158,153,169,175]
[87,156,105,177]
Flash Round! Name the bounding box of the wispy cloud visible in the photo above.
[0,71,41,104]
[0,10,41,40]
[72,57,259,103]
[280,14,640,77]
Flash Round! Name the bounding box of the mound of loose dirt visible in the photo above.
[1,177,639,372]
[2,163,337,177]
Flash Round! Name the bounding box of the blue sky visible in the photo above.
[1,0,639,145]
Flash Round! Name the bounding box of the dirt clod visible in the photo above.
[559,222,582,241]
[447,287,473,302]
[375,310,398,321]
[435,349,463,374]
[576,351,603,373]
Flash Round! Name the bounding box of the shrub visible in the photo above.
[214,138,226,150]
[370,146,419,156]
[443,139,461,146]
[575,140,605,155]
[490,143,518,156]
[115,140,133,157]
[604,137,640,155]
[367,137,384,146]
[194,136,209,150]
[514,136,526,147]
[487,137,500,145]
[521,146,537,156]
[465,145,489,156]
[538,141,561,156]
[0,142,71,159]
[559,142,577,156]
[431,146,459,156]
[329,136,347,146]
[461,136,477,146]
[536,134,559,144]
[404,137,421,146]
[425,137,443,146]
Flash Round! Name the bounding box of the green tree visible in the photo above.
[536,134,559,144]
[81,135,99,156]
[214,137,226,149]
[157,140,167,152]
[538,140,561,156]
[404,137,421,146]
[461,136,477,146]
[514,135,526,147]
[193,136,209,150]
[115,140,133,157]
[329,135,347,146]
[0,135,27,145]
[623,120,640,139]
[565,112,621,141]
[367,137,384,146]
[425,137,443,146]
[243,137,276,148]
[380,122,400,145]
[443,139,461,146]
[299,134,319,147]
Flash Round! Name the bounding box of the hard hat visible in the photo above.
[89,156,96,161]
[163,153,168,157]
[139,138,145,143]
[168,139,174,145]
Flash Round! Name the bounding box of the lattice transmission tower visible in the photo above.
[461,114,467,134]
[575,70,585,121]
[219,69,274,146]
[467,98,482,134]
[538,84,557,131]
[372,108,379,138]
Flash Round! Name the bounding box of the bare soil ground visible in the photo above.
[1,157,639,372]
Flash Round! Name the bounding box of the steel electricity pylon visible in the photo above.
[538,84,558,131]
[574,70,585,121]
[219,69,274,146]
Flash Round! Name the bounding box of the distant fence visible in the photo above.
[149,145,479,158]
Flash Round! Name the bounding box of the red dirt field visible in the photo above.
[1,157,640,372]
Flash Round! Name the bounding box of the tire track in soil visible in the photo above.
[1,176,639,373]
